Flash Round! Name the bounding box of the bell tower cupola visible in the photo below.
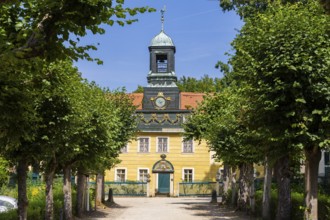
[147,7,177,87]
[142,7,180,111]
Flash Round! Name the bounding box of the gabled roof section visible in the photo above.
[129,93,143,110]
[180,92,205,110]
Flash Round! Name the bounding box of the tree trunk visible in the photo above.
[304,147,321,220]
[63,165,73,220]
[45,161,56,220]
[249,164,255,215]
[76,170,86,218]
[237,163,254,213]
[17,158,28,220]
[101,175,105,203]
[262,155,272,220]
[95,173,103,208]
[223,163,231,195]
[230,167,238,207]
[275,155,291,220]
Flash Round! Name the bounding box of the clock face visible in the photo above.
[155,97,166,108]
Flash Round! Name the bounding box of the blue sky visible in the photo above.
[75,0,243,92]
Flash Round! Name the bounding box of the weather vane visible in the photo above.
[161,5,166,31]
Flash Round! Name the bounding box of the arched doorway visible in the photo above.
[152,154,174,196]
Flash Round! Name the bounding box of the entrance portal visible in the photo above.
[158,173,170,193]
[152,154,174,196]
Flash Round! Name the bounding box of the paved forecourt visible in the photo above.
[83,197,250,220]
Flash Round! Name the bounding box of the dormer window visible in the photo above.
[156,54,168,73]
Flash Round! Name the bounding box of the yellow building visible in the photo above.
[105,19,221,197]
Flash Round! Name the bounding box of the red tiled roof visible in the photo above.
[180,92,205,110]
[129,93,143,110]
[130,92,205,110]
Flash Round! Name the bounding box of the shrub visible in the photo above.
[291,191,304,220]
[0,180,77,219]
[254,189,330,220]
[319,194,330,220]
[222,188,232,205]
[0,157,9,187]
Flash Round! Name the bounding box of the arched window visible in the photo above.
[156,54,168,73]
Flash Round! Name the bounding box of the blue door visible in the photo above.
[158,173,170,193]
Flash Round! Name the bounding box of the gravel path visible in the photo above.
[82,197,252,220]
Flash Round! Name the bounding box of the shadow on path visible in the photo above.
[81,197,252,220]
[170,199,252,220]
[82,202,130,219]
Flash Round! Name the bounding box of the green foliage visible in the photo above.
[12,58,137,180]
[177,75,225,93]
[0,157,9,186]
[0,0,155,61]
[0,56,137,217]
[229,0,330,152]
[219,0,271,19]
[0,181,75,220]
[219,0,330,19]
[133,85,144,93]
[0,58,39,151]
[318,193,330,219]
[0,184,17,198]
[0,0,147,218]
[184,85,263,166]
[254,189,330,219]
[69,86,137,174]
[134,75,226,93]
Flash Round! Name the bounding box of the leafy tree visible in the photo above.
[184,85,262,213]
[218,0,330,18]
[134,75,225,93]
[0,57,43,219]
[30,60,137,219]
[133,85,144,93]
[31,60,88,220]
[177,75,225,93]
[0,0,155,61]
[226,1,330,219]
[71,88,137,218]
[0,1,154,219]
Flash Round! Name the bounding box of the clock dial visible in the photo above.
[155,97,166,108]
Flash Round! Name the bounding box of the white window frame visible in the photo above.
[182,138,194,153]
[115,168,127,182]
[157,136,169,153]
[182,168,194,182]
[138,137,150,153]
[120,144,129,153]
[137,168,149,182]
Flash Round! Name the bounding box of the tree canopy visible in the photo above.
[134,75,225,93]
[0,0,155,61]
[229,0,330,153]
[185,1,330,218]
[0,1,153,219]
[219,0,330,18]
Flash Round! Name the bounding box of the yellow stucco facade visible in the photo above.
[105,132,221,196]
